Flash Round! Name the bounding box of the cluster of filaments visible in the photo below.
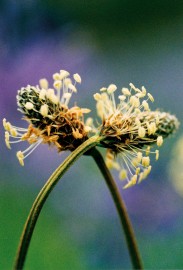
[3,70,91,166]
[93,83,178,188]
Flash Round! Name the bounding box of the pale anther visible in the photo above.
[138,126,146,138]
[68,83,77,93]
[39,78,49,90]
[40,104,49,117]
[53,72,61,81]
[25,102,34,110]
[157,136,163,147]
[53,80,62,90]
[107,84,117,94]
[118,95,126,101]
[130,96,140,107]
[147,93,154,102]
[100,87,107,92]
[39,89,47,100]
[142,156,150,167]
[93,93,101,101]
[73,73,81,83]
[122,87,131,96]
[155,150,159,160]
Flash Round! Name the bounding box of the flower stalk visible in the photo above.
[14,135,101,270]
[90,148,143,269]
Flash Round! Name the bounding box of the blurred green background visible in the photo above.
[1,1,183,269]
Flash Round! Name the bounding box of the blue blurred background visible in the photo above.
[1,1,183,269]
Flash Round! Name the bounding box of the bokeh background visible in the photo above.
[1,1,183,269]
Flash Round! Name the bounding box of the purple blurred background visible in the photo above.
[1,1,183,269]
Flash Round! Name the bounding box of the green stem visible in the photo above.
[14,135,101,270]
[90,148,143,269]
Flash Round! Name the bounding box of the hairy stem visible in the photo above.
[90,148,143,269]
[14,135,101,270]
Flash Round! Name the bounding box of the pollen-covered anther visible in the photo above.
[49,93,59,104]
[130,96,140,107]
[39,78,49,89]
[139,165,152,183]
[73,73,81,83]
[53,72,61,81]
[93,93,102,101]
[5,131,11,149]
[157,136,163,147]
[118,95,126,101]
[107,84,117,94]
[123,174,137,189]
[16,151,24,166]
[25,102,34,110]
[136,92,146,98]
[136,167,141,175]
[147,122,156,135]
[146,146,151,156]
[147,93,154,102]
[122,87,131,96]
[53,80,62,90]
[141,86,147,95]
[10,128,17,137]
[137,152,142,163]
[132,158,139,167]
[150,122,157,134]
[45,89,54,101]
[142,156,150,167]
[155,150,159,160]
[68,83,77,93]
[138,126,146,138]
[60,70,70,80]
[39,89,47,100]
[100,87,107,92]
[40,104,49,117]
[142,100,149,111]
[3,118,11,132]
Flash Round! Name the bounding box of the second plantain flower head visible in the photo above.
[91,83,179,188]
[3,69,179,188]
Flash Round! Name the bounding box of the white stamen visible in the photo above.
[122,87,131,96]
[93,93,101,101]
[40,104,49,117]
[147,93,154,102]
[39,78,49,90]
[68,83,77,93]
[73,73,81,83]
[25,102,34,110]
[157,136,163,147]
[138,126,146,138]
[107,84,117,94]
[142,156,150,167]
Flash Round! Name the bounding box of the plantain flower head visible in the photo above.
[3,70,91,166]
[93,83,179,188]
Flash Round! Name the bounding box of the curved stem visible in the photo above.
[90,148,143,269]
[14,135,101,270]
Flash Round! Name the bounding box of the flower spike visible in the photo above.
[3,70,91,165]
[92,83,179,188]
